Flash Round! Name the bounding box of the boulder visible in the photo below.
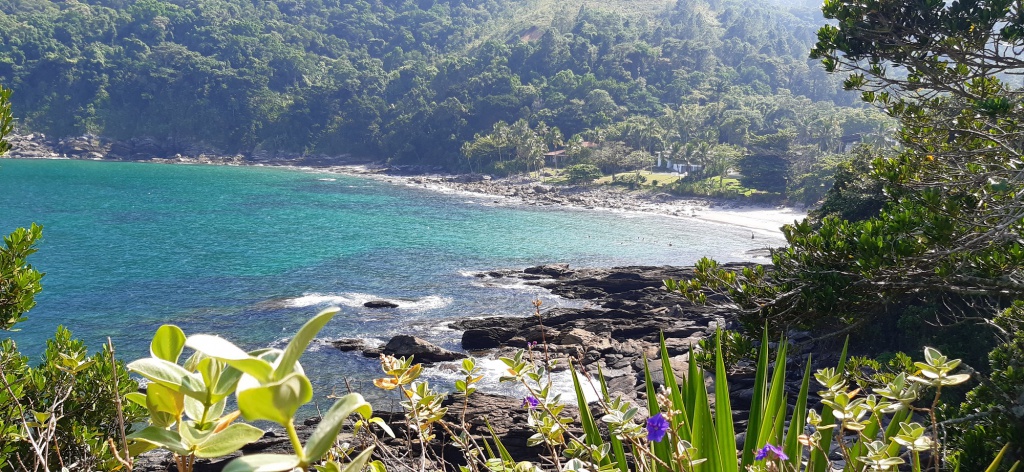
[523,263,572,278]
[462,327,516,350]
[329,338,368,352]
[383,335,466,362]
[558,328,611,352]
[363,300,399,308]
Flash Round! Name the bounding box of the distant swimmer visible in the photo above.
[751,232,755,239]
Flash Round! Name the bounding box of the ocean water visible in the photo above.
[0,158,786,406]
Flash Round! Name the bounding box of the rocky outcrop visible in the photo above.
[363,300,399,308]
[328,338,370,352]
[4,134,60,158]
[451,265,755,401]
[382,335,466,363]
[2,133,368,166]
[133,263,817,472]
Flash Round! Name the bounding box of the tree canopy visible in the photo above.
[0,0,880,176]
[669,0,1024,465]
[0,84,10,154]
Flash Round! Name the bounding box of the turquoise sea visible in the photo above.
[0,158,785,404]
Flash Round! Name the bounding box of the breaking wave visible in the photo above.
[282,292,452,311]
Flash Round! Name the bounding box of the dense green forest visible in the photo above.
[0,0,884,181]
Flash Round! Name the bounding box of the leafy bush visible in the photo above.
[947,302,1024,470]
[691,328,756,371]
[484,327,1003,472]
[0,84,11,155]
[0,329,144,471]
[487,159,529,177]
[563,164,602,184]
[610,172,647,189]
[0,224,144,471]
[0,224,43,331]
[127,308,389,472]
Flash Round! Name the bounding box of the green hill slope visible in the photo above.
[0,0,881,177]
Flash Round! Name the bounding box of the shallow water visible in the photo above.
[0,158,784,406]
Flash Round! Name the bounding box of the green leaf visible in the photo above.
[304,393,372,461]
[186,334,274,382]
[196,356,242,400]
[811,336,849,472]
[784,356,812,469]
[222,454,301,472]
[128,426,189,456]
[756,337,788,450]
[184,395,225,427]
[126,392,148,408]
[340,447,375,472]
[180,420,212,448]
[274,308,338,381]
[659,333,690,442]
[184,396,207,424]
[714,329,738,472]
[195,423,265,458]
[128,440,158,457]
[147,382,185,428]
[151,325,187,363]
[689,357,719,471]
[741,326,770,467]
[987,444,1012,472]
[367,417,395,438]
[598,363,628,472]
[237,372,313,425]
[128,357,192,392]
[485,420,515,464]
[212,363,245,398]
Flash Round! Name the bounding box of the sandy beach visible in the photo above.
[314,165,807,237]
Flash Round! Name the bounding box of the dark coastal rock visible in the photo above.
[329,338,368,352]
[523,263,573,277]
[435,392,577,462]
[382,335,466,362]
[462,327,517,350]
[363,300,399,308]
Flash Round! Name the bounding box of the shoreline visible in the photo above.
[4,132,807,237]
[282,164,807,237]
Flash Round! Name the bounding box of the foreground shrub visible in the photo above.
[0,224,144,471]
[946,301,1024,470]
[0,329,144,471]
[128,308,390,472]
[477,327,1010,472]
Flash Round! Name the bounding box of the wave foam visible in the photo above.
[422,357,601,404]
[283,292,451,311]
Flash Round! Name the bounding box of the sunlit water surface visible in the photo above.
[0,158,785,408]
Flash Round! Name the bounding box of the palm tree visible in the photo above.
[492,121,512,163]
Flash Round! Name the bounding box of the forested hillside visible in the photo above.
[0,0,883,172]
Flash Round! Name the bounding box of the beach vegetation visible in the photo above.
[1,224,145,471]
[127,308,387,472]
[0,84,11,155]
[663,0,1024,465]
[562,164,603,184]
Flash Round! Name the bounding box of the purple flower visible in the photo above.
[522,396,540,410]
[755,444,788,461]
[646,413,670,442]
[527,341,538,349]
